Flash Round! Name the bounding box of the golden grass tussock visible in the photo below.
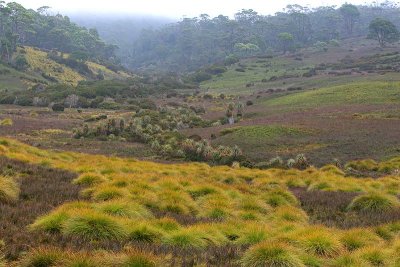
[347,193,400,212]
[0,118,13,126]
[62,210,127,241]
[340,228,383,252]
[272,206,309,224]
[73,173,107,186]
[291,227,343,258]
[94,200,154,219]
[241,241,305,267]
[354,246,393,266]
[0,175,19,203]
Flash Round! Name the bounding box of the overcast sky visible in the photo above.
[9,0,375,18]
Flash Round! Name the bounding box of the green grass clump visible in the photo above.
[62,211,127,241]
[347,193,400,212]
[127,223,163,243]
[356,247,391,266]
[236,223,270,245]
[330,253,368,267]
[30,210,70,233]
[0,118,13,126]
[340,229,382,251]
[153,217,181,232]
[297,229,343,258]
[95,200,153,219]
[93,187,124,201]
[273,206,308,224]
[20,247,63,267]
[0,175,19,203]
[264,189,298,207]
[73,173,106,186]
[162,229,209,249]
[241,241,305,267]
[121,250,160,267]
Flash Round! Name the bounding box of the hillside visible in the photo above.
[200,38,400,94]
[0,137,400,266]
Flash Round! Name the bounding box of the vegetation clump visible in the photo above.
[241,242,305,267]
[0,175,19,203]
[347,193,400,213]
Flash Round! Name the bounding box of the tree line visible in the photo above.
[129,2,400,71]
[0,1,117,64]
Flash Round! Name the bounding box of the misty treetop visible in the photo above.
[130,2,400,71]
[0,1,117,63]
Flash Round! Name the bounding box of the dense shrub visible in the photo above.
[51,103,65,112]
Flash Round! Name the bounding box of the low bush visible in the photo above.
[51,103,65,112]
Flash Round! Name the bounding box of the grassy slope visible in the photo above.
[1,138,400,265]
[1,46,133,91]
[200,38,400,95]
[261,81,400,110]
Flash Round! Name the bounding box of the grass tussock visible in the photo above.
[347,193,400,212]
[241,241,305,267]
[94,200,153,219]
[73,173,106,186]
[0,118,13,126]
[0,175,19,203]
[62,211,127,241]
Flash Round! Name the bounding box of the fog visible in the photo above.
[10,0,370,18]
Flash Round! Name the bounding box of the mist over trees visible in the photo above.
[127,2,400,71]
[70,15,172,65]
[0,1,117,63]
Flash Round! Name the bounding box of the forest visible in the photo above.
[128,2,400,71]
[0,1,117,64]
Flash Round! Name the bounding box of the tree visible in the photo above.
[15,54,28,70]
[233,43,260,57]
[368,18,399,47]
[278,32,294,54]
[340,3,360,35]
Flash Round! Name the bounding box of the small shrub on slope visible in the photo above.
[241,241,305,267]
[347,193,400,212]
